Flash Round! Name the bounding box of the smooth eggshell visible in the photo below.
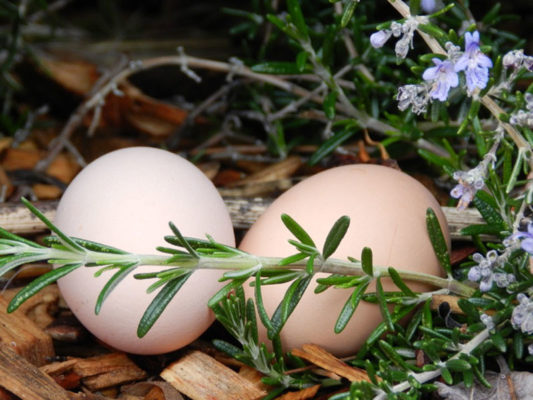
[54,147,235,354]
[239,164,449,356]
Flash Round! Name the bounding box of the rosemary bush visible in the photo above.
[1,0,533,399]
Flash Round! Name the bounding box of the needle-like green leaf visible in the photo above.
[340,0,358,28]
[208,278,247,308]
[388,267,416,297]
[286,0,308,38]
[137,272,192,338]
[254,272,275,334]
[168,222,199,258]
[334,278,370,333]
[268,274,312,339]
[44,236,128,254]
[21,197,85,253]
[8,263,82,312]
[361,247,373,277]
[0,226,44,248]
[279,252,308,266]
[281,214,316,247]
[426,208,451,276]
[376,276,394,332]
[0,253,48,277]
[95,262,137,314]
[322,216,350,260]
[445,358,472,372]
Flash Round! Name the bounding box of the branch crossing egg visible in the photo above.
[54,147,235,354]
[239,164,450,356]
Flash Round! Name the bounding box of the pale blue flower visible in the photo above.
[512,222,533,254]
[454,31,493,93]
[422,58,459,101]
[467,250,503,292]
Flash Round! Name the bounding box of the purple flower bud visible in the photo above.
[467,266,481,282]
[370,30,392,48]
[503,50,524,68]
[479,277,493,292]
[517,293,528,304]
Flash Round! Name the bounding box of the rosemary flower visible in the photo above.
[450,167,485,210]
[422,58,459,101]
[396,84,430,114]
[467,250,499,292]
[512,294,533,335]
[369,18,421,59]
[454,31,493,94]
[503,49,533,71]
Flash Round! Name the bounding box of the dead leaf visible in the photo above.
[2,148,81,184]
[39,57,100,96]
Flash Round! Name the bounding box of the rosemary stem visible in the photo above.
[375,328,490,399]
[133,253,477,297]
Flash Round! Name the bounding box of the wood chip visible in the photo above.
[291,344,371,383]
[40,357,79,376]
[0,345,71,399]
[0,296,54,366]
[274,384,321,400]
[161,350,266,400]
[73,353,147,391]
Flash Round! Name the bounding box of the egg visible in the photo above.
[239,164,449,356]
[54,147,235,354]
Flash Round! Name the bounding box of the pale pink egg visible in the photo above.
[239,164,449,356]
[54,147,235,354]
